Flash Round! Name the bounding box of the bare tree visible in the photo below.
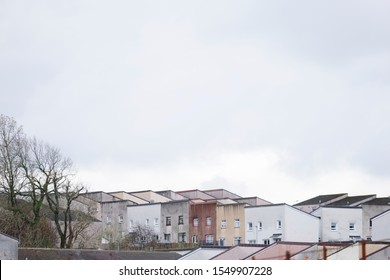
[1,115,93,248]
[0,114,26,240]
[126,223,158,249]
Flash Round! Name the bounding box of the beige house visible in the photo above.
[216,201,246,246]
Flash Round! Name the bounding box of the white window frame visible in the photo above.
[118,215,123,224]
[247,222,253,231]
[206,216,212,226]
[258,221,263,230]
[205,234,214,244]
[349,222,355,231]
[221,219,227,229]
[331,222,337,231]
[234,219,240,228]
[276,220,282,229]
[193,218,199,227]
[154,218,159,226]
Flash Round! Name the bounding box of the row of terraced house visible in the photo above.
[75,189,390,249]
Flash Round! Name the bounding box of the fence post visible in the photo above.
[323,246,327,260]
[285,250,291,260]
[361,240,366,260]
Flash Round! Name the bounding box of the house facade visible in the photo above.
[161,200,190,243]
[216,202,246,246]
[189,201,217,245]
[127,203,162,242]
[371,209,390,242]
[361,197,390,240]
[245,204,320,244]
[311,206,362,242]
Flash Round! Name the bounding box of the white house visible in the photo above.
[245,204,320,245]
[371,209,390,242]
[311,206,362,242]
[127,203,162,241]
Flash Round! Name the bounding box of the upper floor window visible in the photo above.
[145,219,149,226]
[193,218,199,227]
[206,216,212,226]
[258,221,263,230]
[221,219,227,229]
[276,220,282,229]
[154,218,159,226]
[247,222,253,231]
[178,215,184,225]
[331,222,337,231]
[234,219,240,228]
[166,216,172,226]
[349,223,355,231]
[118,215,123,224]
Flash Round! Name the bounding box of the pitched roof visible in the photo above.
[294,193,347,206]
[327,195,376,206]
[362,197,390,205]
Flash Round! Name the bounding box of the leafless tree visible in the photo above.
[125,223,158,249]
[0,115,93,248]
[0,114,26,240]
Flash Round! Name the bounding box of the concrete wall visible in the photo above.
[216,203,246,246]
[161,200,190,243]
[127,203,161,238]
[371,210,390,241]
[245,204,285,244]
[312,207,362,242]
[285,206,319,242]
[362,204,390,239]
[245,204,319,244]
[102,200,133,245]
[189,202,217,244]
[0,233,18,260]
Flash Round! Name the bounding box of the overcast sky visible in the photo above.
[1,0,390,204]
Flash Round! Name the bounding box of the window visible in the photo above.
[234,236,241,245]
[276,220,282,229]
[106,215,111,224]
[258,221,262,230]
[178,215,184,225]
[166,216,171,226]
[154,218,159,226]
[164,234,171,242]
[178,232,186,243]
[192,235,198,243]
[264,239,270,245]
[249,240,256,244]
[129,219,134,228]
[331,222,337,231]
[118,215,123,224]
[205,234,214,244]
[234,219,240,228]
[349,223,355,231]
[206,216,212,226]
[145,219,149,226]
[248,222,253,231]
[221,219,227,229]
[193,218,199,227]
